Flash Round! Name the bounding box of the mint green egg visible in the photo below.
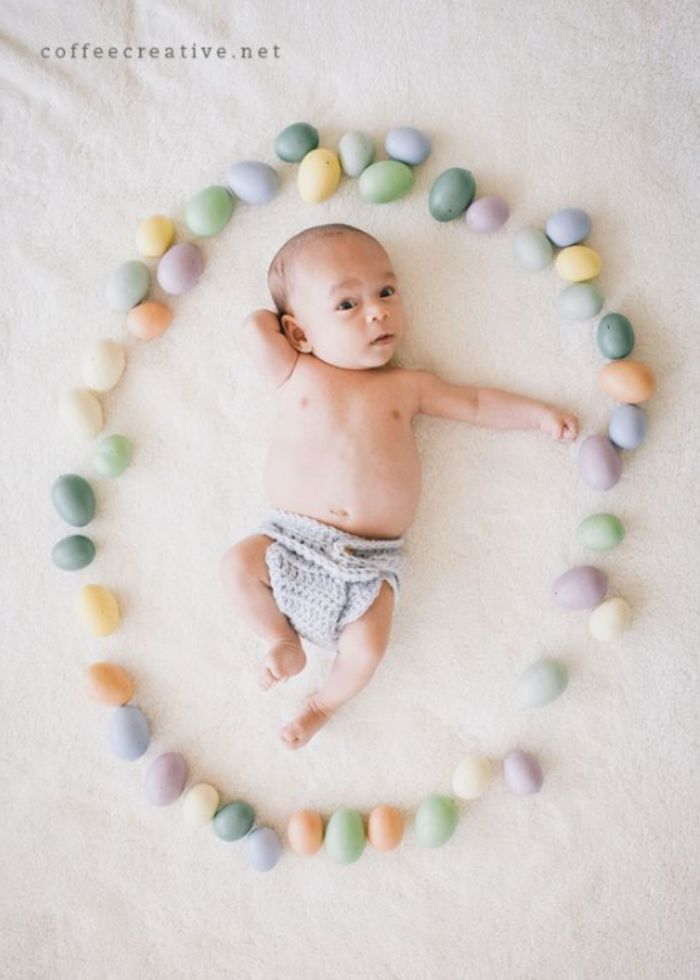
[51,474,96,527]
[577,513,625,551]
[185,185,234,237]
[338,130,375,177]
[51,534,96,570]
[105,260,150,312]
[358,160,414,204]
[324,808,366,864]
[428,168,476,221]
[213,801,255,842]
[557,282,604,320]
[514,226,554,271]
[516,658,568,708]
[596,313,635,359]
[93,435,133,478]
[275,122,319,162]
[414,795,458,847]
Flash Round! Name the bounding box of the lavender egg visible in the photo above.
[466,195,509,233]
[245,826,283,872]
[385,126,431,165]
[226,161,280,205]
[552,565,608,610]
[144,752,188,806]
[608,404,647,450]
[578,434,622,490]
[545,208,591,247]
[503,751,544,796]
[157,243,204,295]
[108,705,150,760]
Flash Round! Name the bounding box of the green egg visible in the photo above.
[557,282,604,320]
[358,160,414,204]
[105,260,150,312]
[414,795,459,847]
[185,185,234,237]
[212,801,255,842]
[93,435,133,478]
[596,313,635,359]
[577,513,625,551]
[275,122,319,162]
[51,474,96,527]
[514,226,554,271]
[516,658,568,708]
[324,808,366,864]
[428,167,476,221]
[51,534,96,570]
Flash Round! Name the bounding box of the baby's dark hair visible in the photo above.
[267,222,382,317]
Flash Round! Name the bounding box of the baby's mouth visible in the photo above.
[371,332,394,345]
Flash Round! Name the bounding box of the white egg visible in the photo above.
[451,755,494,799]
[82,339,126,392]
[183,783,220,826]
[589,597,632,641]
[58,386,104,438]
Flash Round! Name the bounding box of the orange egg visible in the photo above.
[84,661,134,705]
[598,360,656,404]
[286,810,324,855]
[368,804,404,852]
[126,300,173,341]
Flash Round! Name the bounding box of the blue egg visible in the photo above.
[385,126,431,165]
[244,826,282,871]
[608,404,647,449]
[108,705,150,760]
[545,208,592,247]
[226,161,279,205]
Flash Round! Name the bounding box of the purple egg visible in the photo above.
[608,404,646,450]
[226,160,280,205]
[245,826,282,871]
[465,195,510,233]
[144,752,188,806]
[503,751,544,796]
[157,243,204,295]
[578,434,622,490]
[552,565,608,610]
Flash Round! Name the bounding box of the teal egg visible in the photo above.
[51,534,96,570]
[275,122,319,162]
[596,313,635,359]
[51,474,96,527]
[428,168,476,221]
[516,658,568,708]
[185,186,234,237]
[414,795,458,847]
[557,282,604,320]
[358,160,414,203]
[338,130,375,177]
[105,260,150,312]
[577,513,625,550]
[324,808,366,864]
[93,435,133,478]
[213,801,255,842]
[513,226,554,271]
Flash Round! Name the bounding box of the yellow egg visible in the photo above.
[451,755,494,799]
[183,783,220,826]
[297,148,341,204]
[599,360,656,403]
[58,387,104,439]
[367,805,404,851]
[77,585,120,636]
[286,810,324,855]
[589,596,631,641]
[554,245,602,282]
[84,661,134,704]
[136,215,175,257]
[126,300,173,340]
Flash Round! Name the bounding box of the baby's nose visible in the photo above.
[366,306,388,321]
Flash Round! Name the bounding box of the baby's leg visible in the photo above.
[219,535,306,690]
[280,580,395,749]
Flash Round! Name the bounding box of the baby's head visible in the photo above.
[267,223,406,370]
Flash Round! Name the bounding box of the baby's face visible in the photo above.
[281,236,406,370]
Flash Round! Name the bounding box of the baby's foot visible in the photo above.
[259,639,307,691]
[279,693,333,750]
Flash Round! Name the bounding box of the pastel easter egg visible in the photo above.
[213,801,255,842]
[552,565,608,610]
[428,167,475,221]
[108,705,150,760]
[609,404,647,449]
[385,126,431,165]
[599,360,656,404]
[145,752,188,806]
[58,387,104,439]
[275,121,319,162]
[51,474,96,527]
[77,584,121,636]
[338,130,375,176]
[136,215,175,258]
[545,208,592,247]
[93,435,133,478]
[81,339,126,392]
[466,195,509,233]
[596,313,635,359]
[183,783,220,826]
[298,148,342,204]
[84,661,134,705]
[287,810,324,855]
[105,260,150,311]
[503,751,544,796]
[226,161,280,205]
[324,808,366,864]
[557,282,604,320]
[157,243,204,295]
[578,434,623,490]
[367,805,404,852]
[245,827,283,872]
[359,160,414,204]
[126,300,173,341]
[451,756,494,800]
[589,596,632,641]
[414,795,458,847]
[517,658,568,707]
[576,513,625,551]
[52,534,95,570]
[513,226,553,271]
[185,186,234,237]
[555,245,602,282]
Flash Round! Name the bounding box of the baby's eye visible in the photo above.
[336,299,355,311]
[380,286,395,297]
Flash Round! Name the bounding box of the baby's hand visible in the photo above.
[539,407,579,442]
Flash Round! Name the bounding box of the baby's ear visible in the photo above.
[281,314,312,353]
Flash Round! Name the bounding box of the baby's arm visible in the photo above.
[240,309,299,390]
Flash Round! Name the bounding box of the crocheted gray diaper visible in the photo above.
[254,508,406,651]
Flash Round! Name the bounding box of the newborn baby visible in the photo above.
[220,222,578,750]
